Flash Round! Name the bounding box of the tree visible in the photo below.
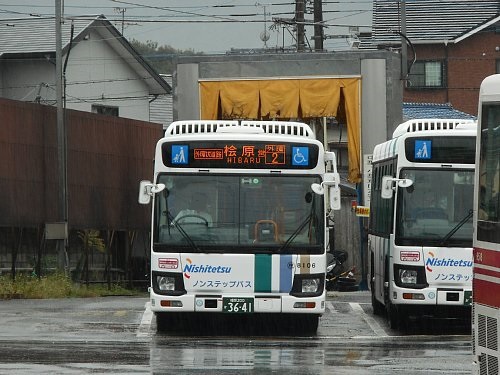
[130,39,204,74]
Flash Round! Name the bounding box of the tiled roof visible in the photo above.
[403,102,477,121]
[0,16,99,55]
[369,0,500,47]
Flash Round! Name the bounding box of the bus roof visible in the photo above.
[479,73,500,99]
[373,118,477,162]
[165,120,316,140]
[392,118,476,138]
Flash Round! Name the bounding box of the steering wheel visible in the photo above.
[175,214,209,226]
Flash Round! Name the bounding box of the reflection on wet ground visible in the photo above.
[147,313,471,374]
[0,294,472,374]
[150,335,471,375]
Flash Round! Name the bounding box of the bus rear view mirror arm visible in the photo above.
[381,176,413,199]
[138,180,166,205]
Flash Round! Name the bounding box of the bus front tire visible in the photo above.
[387,303,401,330]
[371,291,384,316]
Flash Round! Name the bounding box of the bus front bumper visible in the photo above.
[391,284,472,307]
[150,291,326,314]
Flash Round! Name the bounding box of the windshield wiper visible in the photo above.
[278,213,313,253]
[438,209,473,247]
[165,210,201,252]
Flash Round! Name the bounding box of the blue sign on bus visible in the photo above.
[172,145,189,164]
[415,140,432,160]
[292,146,309,166]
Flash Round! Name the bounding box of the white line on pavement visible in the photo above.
[136,301,154,338]
[326,301,338,313]
[349,302,387,337]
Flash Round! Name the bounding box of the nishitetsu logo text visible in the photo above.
[425,251,472,272]
[183,258,232,279]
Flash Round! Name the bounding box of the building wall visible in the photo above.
[65,29,151,121]
[404,30,500,115]
[150,74,173,129]
[0,59,55,104]
[0,28,154,122]
[174,63,200,121]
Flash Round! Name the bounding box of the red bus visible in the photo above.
[472,74,500,375]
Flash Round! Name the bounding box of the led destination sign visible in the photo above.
[405,136,475,164]
[162,141,319,169]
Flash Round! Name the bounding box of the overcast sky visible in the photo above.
[0,0,372,53]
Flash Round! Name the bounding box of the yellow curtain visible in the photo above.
[339,79,361,183]
[219,81,260,119]
[299,79,341,118]
[198,78,361,183]
[259,80,300,119]
[199,81,220,120]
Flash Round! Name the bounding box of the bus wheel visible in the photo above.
[387,303,400,330]
[371,290,384,316]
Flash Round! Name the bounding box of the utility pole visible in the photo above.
[295,0,305,52]
[114,7,126,35]
[400,0,408,81]
[313,0,324,51]
[55,0,68,272]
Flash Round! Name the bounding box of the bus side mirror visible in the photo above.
[311,172,341,211]
[138,180,166,205]
[381,176,413,199]
[329,185,341,211]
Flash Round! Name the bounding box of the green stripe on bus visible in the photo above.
[255,254,272,292]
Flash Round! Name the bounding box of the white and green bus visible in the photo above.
[368,119,476,329]
[138,120,341,333]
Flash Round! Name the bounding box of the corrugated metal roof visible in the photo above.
[0,16,95,55]
[369,0,500,47]
[403,102,477,121]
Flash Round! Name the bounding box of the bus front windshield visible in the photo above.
[396,168,474,246]
[153,174,324,254]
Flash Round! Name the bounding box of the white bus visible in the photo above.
[138,120,341,333]
[368,119,476,329]
[472,75,500,375]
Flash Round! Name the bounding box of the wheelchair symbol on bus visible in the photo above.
[292,147,309,166]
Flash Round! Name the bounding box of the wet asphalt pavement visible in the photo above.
[0,291,471,374]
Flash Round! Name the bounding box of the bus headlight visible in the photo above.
[394,265,427,289]
[157,276,176,291]
[399,269,417,285]
[290,273,325,297]
[152,271,186,296]
[302,278,320,293]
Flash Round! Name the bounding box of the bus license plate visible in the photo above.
[222,297,254,313]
